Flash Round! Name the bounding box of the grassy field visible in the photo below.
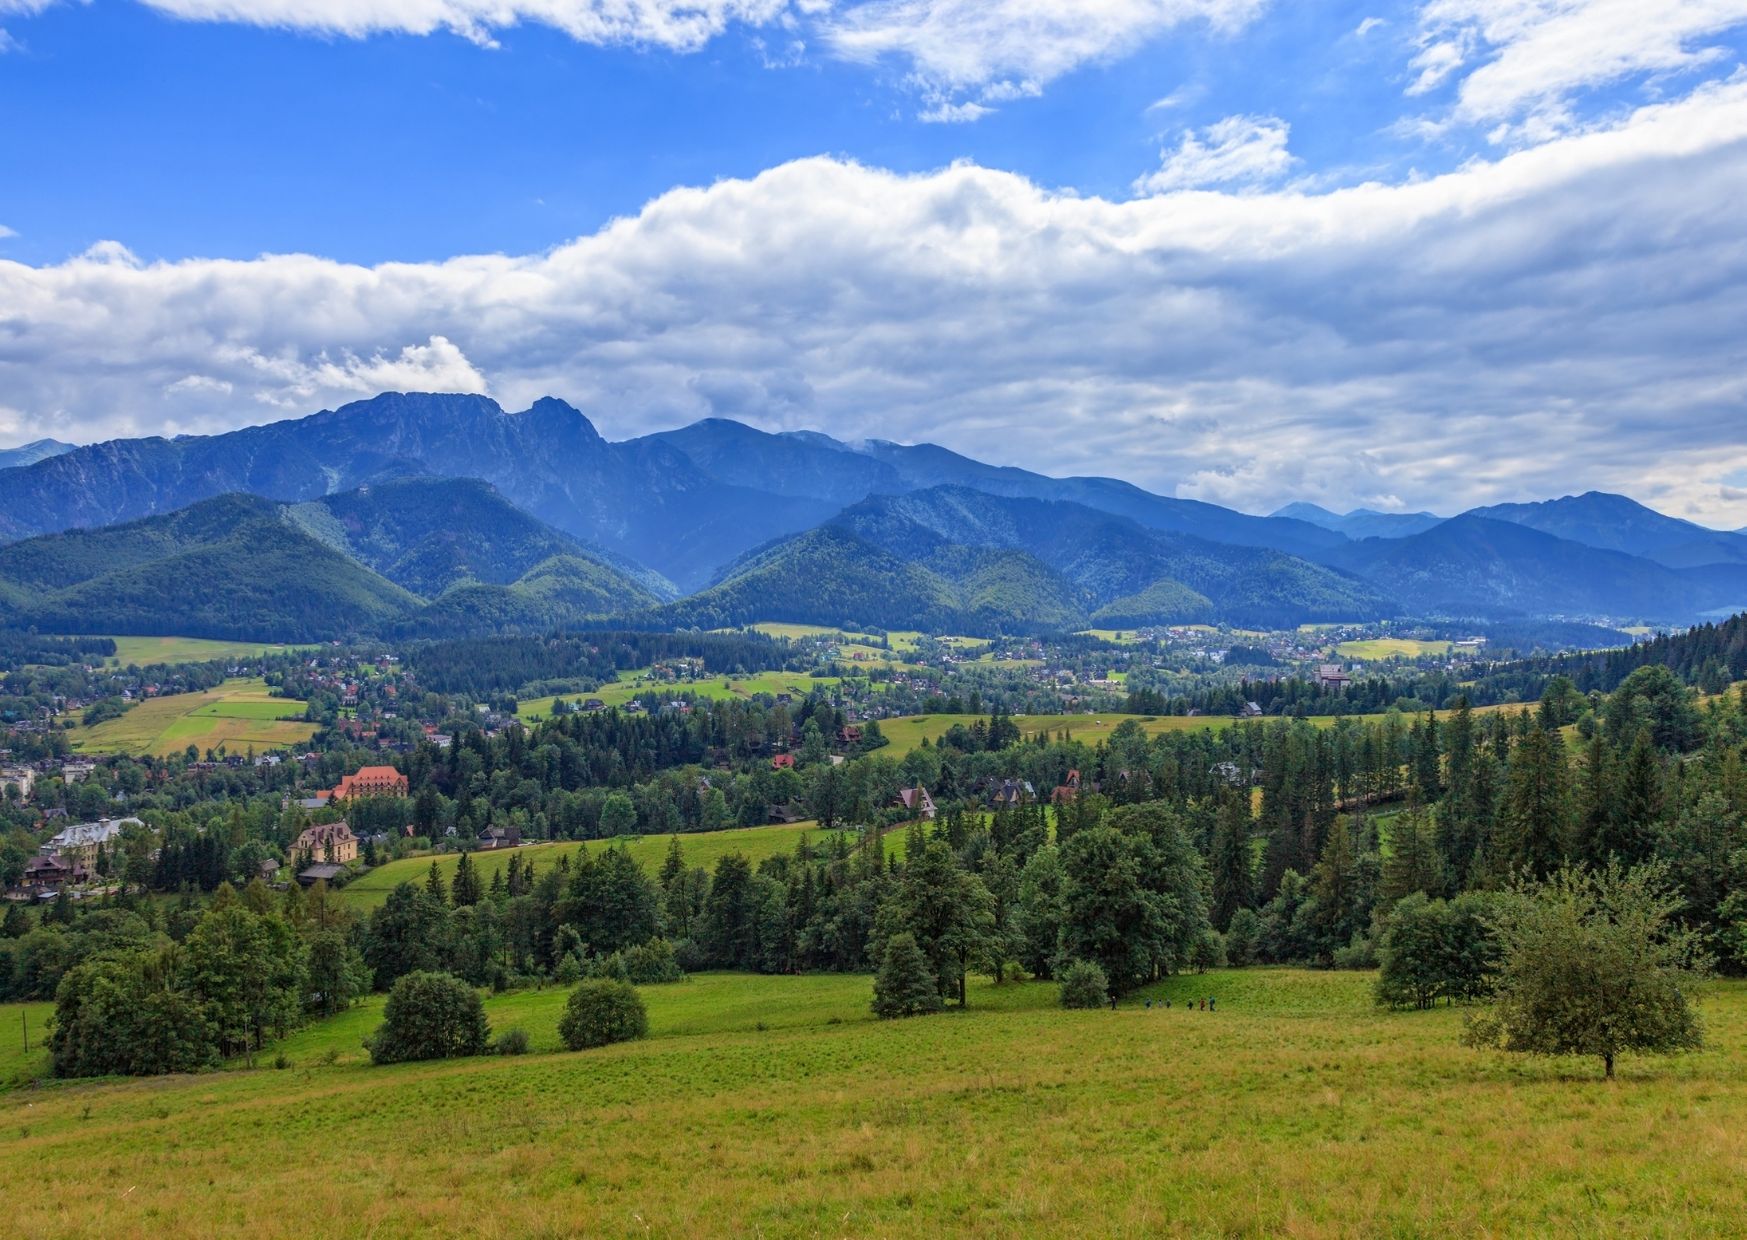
[105,636,313,666]
[0,1001,52,1087]
[880,711,1345,754]
[1335,638,1455,660]
[338,821,869,910]
[67,677,316,756]
[4,969,1746,1236]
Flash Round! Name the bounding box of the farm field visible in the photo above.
[5,969,1746,1236]
[105,636,313,666]
[337,821,871,911]
[1335,638,1454,660]
[66,677,315,756]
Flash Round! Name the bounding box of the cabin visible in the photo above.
[1316,664,1352,690]
[476,825,523,851]
[22,853,78,892]
[771,753,795,770]
[896,785,937,821]
[990,779,1035,809]
[1051,769,1083,805]
[297,862,348,887]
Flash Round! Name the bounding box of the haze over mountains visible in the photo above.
[1,392,1744,641]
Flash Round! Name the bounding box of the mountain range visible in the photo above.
[1,392,1743,640]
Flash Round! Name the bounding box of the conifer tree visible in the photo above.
[871,932,942,1019]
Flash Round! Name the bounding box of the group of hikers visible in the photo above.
[1119,996,1217,1012]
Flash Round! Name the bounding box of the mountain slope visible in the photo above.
[0,494,421,641]
[1331,515,1737,621]
[0,439,74,471]
[1465,492,1747,569]
[0,394,831,591]
[284,476,669,603]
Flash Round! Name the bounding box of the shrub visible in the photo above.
[1224,908,1262,966]
[495,1027,531,1056]
[554,954,584,985]
[1189,928,1227,973]
[558,979,649,1051]
[615,938,685,984]
[366,971,490,1065]
[871,932,942,1019]
[1058,959,1110,1010]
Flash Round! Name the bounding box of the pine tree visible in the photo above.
[1380,807,1445,906]
[1208,793,1253,931]
[871,932,942,1019]
[425,860,449,905]
[451,852,481,908]
[1499,726,1571,881]
[1608,728,1664,865]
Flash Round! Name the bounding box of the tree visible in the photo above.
[1014,846,1066,979]
[451,852,482,908]
[305,929,369,1017]
[364,882,452,990]
[1208,793,1253,931]
[561,846,659,956]
[1224,907,1262,966]
[1380,808,1445,907]
[871,932,942,1018]
[1058,958,1110,1009]
[1463,864,1708,1079]
[558,978,649,1049]
[179,903,308,1063]
[50,949,214,1078]
[877,838,994,1007]
[424,860,448,905]
[1058,827,1167,994]
[367,971,490,1064]
[1497,726,1571,881]
[599,791,638,837]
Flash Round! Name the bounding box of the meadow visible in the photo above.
[1334,638,1454,660]
[105,636,313,666]
[337,821,871,911]
[67,677,316,757]
[878,711,1349,754]
[4,969,1745,1236]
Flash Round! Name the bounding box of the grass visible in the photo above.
[5,969,1746,1236]
[879,711,1349,754]
[105,636,314,667]
[0,1001,52,1086]
[338,821,863,911]
[1336,638,1455,660]
[66,677,315,757]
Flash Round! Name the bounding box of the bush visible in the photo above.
[1058,959,1110,1009]
[558,979,649,1050]
[871,932,942,1019]
[366,971,490,1065]
[1189,928,1227,973]
[614,937,685,984]
[554,954,584,984]
[494,1027,531,1056]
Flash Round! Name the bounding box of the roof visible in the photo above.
[45,817,140,851]
[298,863,347,881]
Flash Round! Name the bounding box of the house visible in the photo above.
[896,785,937,821]
[1316,664,1352,690]
[766,804,802,825]
[329,765,408,801]
[44,817,139,865]
[1051,769,1083,805]
[289,821,358,867]
[476,825,523,850]
[1242,701,1264,718]
[296,862,348,887]
[60,760,97,783]
[990,779,1035,809]
[259,858,281,882]
[771,753,795,771]
[21,853,78,892]
[838,725,862,746]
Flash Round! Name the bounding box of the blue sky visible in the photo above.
[4,0,1747,524]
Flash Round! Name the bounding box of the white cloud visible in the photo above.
[1356,15,1386,37]
[822,0,1266,117]
[1414,0,1747,128]
[7,79,1747,524]
[1134,113,1293,193]
[0,223,15,238]
[138,0,799,49]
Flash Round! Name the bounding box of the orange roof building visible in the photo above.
[330,765,408,801]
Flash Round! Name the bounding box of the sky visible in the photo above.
[3,1,1747,526]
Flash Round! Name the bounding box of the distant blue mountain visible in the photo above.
[1463,491,1747,569]
[0,438,73,471]
[1271,502,1443,540]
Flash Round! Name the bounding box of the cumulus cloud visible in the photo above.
[823,0,1265,118]
[6,79,1747,524]
[1134,114,1293,194]
[1413,0,1747,132]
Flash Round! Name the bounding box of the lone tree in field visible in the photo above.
[558,978,649,1050]
[367,971,490,1064]
[1462,864,1708,1079]
[872,932,943,1019]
